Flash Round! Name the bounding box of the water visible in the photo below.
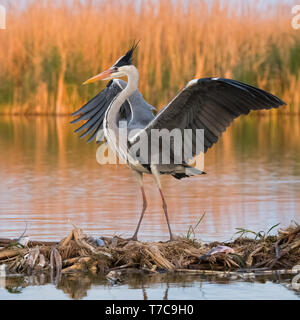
[0,114,299,299]
[0,115,299,242]
[0,273,299,300]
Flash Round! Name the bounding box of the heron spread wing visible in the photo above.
[129,77,285,157]
[71,79,127,143]
[71,79,156,143]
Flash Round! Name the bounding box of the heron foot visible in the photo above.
[124,234,138,241]
[169,233,180,241]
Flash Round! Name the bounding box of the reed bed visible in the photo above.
[0,0,299,114]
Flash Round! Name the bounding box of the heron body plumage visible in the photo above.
[72,44,285,241]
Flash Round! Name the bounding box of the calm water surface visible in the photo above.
[0,114,299,299]
[0,115,299,242]
[0,272,299,300]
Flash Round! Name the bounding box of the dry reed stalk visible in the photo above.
[0,0,298,114]
[0,224,299,275]
[0,248,28,260]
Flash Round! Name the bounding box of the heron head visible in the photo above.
[83,42,139,85]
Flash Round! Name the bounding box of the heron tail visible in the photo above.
[172,167,206,180]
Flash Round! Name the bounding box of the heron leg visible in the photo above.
[129,171,147,241]
[151,165,175,241]
[159,188,175,241]
[131,186,147,240]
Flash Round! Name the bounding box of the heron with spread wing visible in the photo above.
[71,43,285,241]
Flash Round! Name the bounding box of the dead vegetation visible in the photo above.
[0,224,299,279]
[1,0,300,114]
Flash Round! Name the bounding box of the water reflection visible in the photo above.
[0,115,299,242]
[1,271,299,300]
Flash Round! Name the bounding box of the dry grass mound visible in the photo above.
[0,225,299,279]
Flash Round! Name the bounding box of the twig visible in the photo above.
[0,238,58,247]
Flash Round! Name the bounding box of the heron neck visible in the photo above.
[117,66,139,104]
[108,66,139,127]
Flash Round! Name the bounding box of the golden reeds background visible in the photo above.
[0,0,299,114]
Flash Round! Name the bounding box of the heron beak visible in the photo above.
[83,68,113,85]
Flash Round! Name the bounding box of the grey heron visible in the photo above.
[71,43,285,241]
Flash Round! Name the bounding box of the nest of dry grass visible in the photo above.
[0,225,299,278]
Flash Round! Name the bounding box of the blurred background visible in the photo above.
[0,0,299,242]
[0,0,299,114]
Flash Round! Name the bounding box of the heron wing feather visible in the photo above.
[71,79,156,143]
[129,78,285,158]
[71,80,127,143]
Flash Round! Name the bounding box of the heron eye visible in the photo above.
[113,67,118,72]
